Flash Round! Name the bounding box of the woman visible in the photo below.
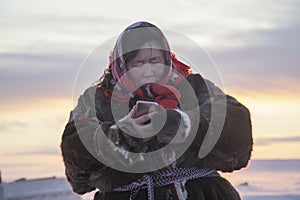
[61,21,252,200]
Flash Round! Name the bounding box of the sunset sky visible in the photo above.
[1,0,299,182]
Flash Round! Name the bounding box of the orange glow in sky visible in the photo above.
[1,87,299,181]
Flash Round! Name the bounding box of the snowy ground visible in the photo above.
[222,160,300,200]
[0,177,81,200]
[2,161,298,200]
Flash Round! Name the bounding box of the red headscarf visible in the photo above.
[107,21,191,108]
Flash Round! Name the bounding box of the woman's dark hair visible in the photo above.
[120,25,169,65]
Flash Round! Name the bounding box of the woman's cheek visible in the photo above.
[153,66,165,79]
[127,69,142,83]
[159,68,165,77]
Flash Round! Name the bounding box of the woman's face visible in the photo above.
[126,41,166,86]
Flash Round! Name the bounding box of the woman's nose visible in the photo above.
[142,64,154,77]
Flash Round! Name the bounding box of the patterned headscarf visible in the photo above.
[108,21,191,108]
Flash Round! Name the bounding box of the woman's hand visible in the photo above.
[151,109,191,144]
[116,105,158,142]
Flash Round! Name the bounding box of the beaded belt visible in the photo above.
[113,167,219,200]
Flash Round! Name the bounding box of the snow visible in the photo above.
[0,177,81,200]
[2,160,299,200]
[222,160,300,200]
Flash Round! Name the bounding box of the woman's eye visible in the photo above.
[134,61,144,67]
[150,57,161,64]
[129,61,143,68]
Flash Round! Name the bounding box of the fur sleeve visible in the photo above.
[177,74,253,172]
[60,86,107,194]
[61,87,141,194]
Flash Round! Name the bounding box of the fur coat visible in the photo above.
[61,73,253,200]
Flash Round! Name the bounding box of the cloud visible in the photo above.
[0,52,84,104]
[208,22,300,92]
[255,136,300,146]
[0,0,299,105]
[215,24,300,73]
[1,22,300,105]
[0,37,113,105]
[0,120,27,131]
[4,148,60,156]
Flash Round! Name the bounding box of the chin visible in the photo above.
[137,79,154,85]
[139,81,158,86]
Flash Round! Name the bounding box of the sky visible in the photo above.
[0,0,300,182]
